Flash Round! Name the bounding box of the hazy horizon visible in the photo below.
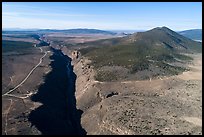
[2,27,202,32]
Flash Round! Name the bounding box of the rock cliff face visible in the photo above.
[61,47,95,102]
[53,27,202,135]
[62,46,202,135]
[72,50,79,59]
[71,52,95,99]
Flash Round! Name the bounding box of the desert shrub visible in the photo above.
[2,40,34,54]
[94,70,118,81]
[79,40,190,81]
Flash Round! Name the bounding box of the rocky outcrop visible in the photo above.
[72,50,79,59]
[72,55,95,100]
[60,47,95,100]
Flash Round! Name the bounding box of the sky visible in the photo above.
[2,2,202,31]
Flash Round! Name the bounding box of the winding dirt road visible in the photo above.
[2,47,47,97]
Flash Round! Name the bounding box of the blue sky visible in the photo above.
[2,2,202,31]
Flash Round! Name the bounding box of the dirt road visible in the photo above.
[75,53,202,135]
[2,47,47,97]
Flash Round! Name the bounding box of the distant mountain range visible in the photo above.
[3,28,202,40]
[38,28,117,35]
[3,28,117,35]
[80,26,201,53]
[178,29,202,41]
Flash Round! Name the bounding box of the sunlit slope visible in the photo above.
[78,27,201,81]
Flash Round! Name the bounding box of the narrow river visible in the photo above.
[28,47,86,135]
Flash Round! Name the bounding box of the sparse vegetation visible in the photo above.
[79,42,190,81]
[2,40,35,54]
[155,62,188,75]
[95,70,119,81]
[78,27,201,82]
[173,53,193,61]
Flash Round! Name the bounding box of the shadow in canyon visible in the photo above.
[28,47,86,135]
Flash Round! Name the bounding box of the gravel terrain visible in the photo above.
[73,53,202,135]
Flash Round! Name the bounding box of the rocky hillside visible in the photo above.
[78,27,201,81]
